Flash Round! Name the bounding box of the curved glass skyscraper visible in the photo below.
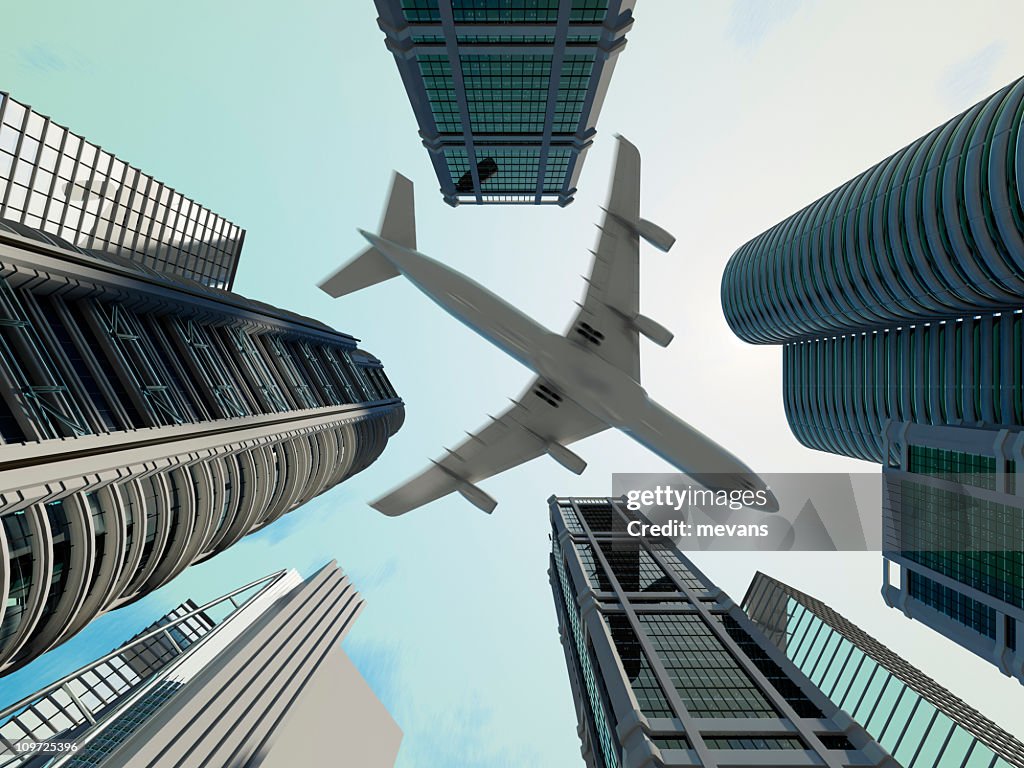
[723,75,1024,462]
[0,91,404,677]
[720,77,1024,684]
[724,75,1024,342]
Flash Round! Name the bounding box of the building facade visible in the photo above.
[719,75,1024,682]
[720,75,1024,465]
[0,92,404,678]
[549,496,895,768]
[879,422,1023,683]
[0,92,244,290]
[744,572,1024,768]
[115,599,217,680]
[0,563,402,768]
[374,0,635,205]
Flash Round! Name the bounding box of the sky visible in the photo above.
[2,2,1024,766]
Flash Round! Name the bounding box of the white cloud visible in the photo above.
[727,0,803,48]
[938,41,1008,112]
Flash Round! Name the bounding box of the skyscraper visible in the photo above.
[0,89,404,677]
[0,92,244,290]
[548,496,895,768]
[720,75,1024,464]
[374,0,635,205]
[880,422,1023,683]
[719,75,1024,682]
[115,599,216,680]
[744,572,1024,768]
[0,563,402,768]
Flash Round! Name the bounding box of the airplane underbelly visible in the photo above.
[622,398,762,492]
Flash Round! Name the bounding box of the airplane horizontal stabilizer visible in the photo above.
[318,244,400,298]
[318,173,415,298]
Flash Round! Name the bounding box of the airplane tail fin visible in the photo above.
[318,173,415,298]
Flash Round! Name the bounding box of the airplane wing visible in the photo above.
[567,135,644,381]
[371,379,607,516]
[566,135,675,384]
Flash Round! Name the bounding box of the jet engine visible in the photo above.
[632,313,674,347]
[635,218,676,253]
[546,441,587,475]
[456,481,498,515]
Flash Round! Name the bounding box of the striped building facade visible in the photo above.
[0,91,404,678]
[0,92,244,290]
[722,76,1024,463]
[744,573,1023,768]
[720,76,1024,682]
[0,564,402,767]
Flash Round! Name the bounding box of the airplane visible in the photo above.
[318,136,778,516]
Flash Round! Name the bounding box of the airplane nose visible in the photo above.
[760,487,781,514]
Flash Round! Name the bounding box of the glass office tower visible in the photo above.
[720,75,1024,464]
[744,573,1023,768]
[549,496,894,768]
[0,564,402,768]
[719,75,1024,681]
[0,92,243,290]
[374,0,635,205]
[880,422,1023,683]
[0,89,405,678]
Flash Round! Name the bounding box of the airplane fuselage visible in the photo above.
[380,243,642,417]
[374,243,773,504]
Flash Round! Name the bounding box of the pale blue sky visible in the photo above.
[2,2,1023,765]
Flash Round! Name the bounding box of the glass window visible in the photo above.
[851,668,890,723]
[639,613,778,718]
[827,647,868,708]
[43,122,64,148]
[817,636,855,696]
[19,136,39,165]
[862,675,903,736]
[805,624,843,683]
[939,727,977,767]
[0,124,20,154]
[2,98,26,128]
[876,685,917,749]
[784,603,813,655]
[604,614,675,718]
[963,744,997,768]
[793,615,828,669]
[894,704,943,766]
